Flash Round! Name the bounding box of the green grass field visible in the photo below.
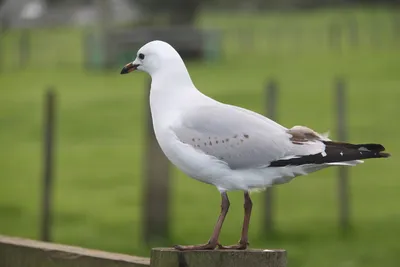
[0,7,399,267]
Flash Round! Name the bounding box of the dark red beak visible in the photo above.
[120,63,140,74]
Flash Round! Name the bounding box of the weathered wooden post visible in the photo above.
[263,80,278,235]
[0,235,287,267]
[40,88,57,242]
[150,248,287,267]
[143,79,171,245]
[335,77,351,234]
[0,235,150,267]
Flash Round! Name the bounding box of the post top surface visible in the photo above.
[152,247,286,253]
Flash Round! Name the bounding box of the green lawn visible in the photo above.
[1,7,400,267]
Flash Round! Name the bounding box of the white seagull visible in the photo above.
[120,40,390,251]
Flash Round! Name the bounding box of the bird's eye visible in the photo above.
[138,53,145,60]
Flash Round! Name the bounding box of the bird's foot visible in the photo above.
[174,241,219,251]
[218,240,249,250]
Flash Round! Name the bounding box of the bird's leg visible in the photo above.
[174,192,230,251]
[218,191,252,250]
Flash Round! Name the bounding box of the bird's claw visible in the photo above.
[173,241,220,251]
[217,241,249,250]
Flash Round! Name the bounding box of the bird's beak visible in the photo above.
[120,62,140,74]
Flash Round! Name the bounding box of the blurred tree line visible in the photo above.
[43,0,400,7]
[134,0,399,25]
[135,0,205,25]
[212,0,400,9]
[40,0,400,27]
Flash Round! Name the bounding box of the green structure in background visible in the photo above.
[83,27,222,70]
[84,31,105,70]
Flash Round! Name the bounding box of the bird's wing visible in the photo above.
[172,104,326,169]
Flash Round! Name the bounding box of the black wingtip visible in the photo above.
[379,152,391,158]
[323,141,386,152]
[359,143,386,152]
[269,141,391,167]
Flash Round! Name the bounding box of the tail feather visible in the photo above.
[326,160,363,166]
[269,141,390,167]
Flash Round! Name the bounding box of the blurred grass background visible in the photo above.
[0,7,399,267]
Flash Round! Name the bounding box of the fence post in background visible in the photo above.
[263,80,278,235]
[335,77,351,234]
[40,88,57,242]
[19,30,30,69]
[143,79,170,245]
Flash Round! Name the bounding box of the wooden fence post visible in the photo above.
[0,235,288,267]
[142,79,170,245]
[0,235,150,267]
[150,248,287,267]
[263,80,278,235]
[335,77,351,234]
[40,88,57,242]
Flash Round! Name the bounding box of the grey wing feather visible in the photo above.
[172,104,293,169]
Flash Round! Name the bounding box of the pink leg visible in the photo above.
[174,192,230,251]
[218,191,252,250]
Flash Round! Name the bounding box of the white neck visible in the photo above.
[149,64,200,127]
